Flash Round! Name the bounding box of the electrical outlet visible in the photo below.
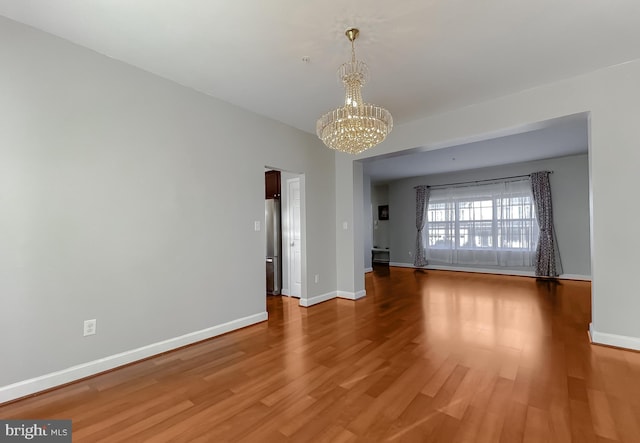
[83,319,97,337]
[314,274,319,283]
[254,221,261,231]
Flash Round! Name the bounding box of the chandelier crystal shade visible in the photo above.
[316,28,393,155]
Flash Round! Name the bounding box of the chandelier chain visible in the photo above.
[351,39,356,64]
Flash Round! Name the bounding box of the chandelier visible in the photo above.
[316,28,393,155]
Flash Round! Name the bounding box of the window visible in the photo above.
[424,179,538,268]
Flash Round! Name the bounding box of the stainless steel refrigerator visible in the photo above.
[265,199,281,295]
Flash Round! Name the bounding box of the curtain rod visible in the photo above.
[414,171,553,190]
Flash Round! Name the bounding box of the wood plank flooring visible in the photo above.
[2,268,639,442]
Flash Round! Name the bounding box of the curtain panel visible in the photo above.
[414,186,430,267]
[530,171,563,277]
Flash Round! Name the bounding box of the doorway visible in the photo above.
[264,168,304,300]
[359,113,592,281]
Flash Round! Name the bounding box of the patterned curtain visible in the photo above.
[530,171,563,277]
[414,186,430,267]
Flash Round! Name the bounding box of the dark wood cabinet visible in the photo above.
[265,170,281,199]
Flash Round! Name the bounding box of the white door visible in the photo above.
[288,178,302,298]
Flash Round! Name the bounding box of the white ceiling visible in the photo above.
[0,1,631,182]
[1,0,640,138]
[361,114,588,183]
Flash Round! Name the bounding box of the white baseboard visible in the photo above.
[337,290,366,300]
[560,274,592,281]
[281,288,290,296]
[299,291,337,307]
[390,262,534,277]
[364,267,373,273]
[388,262,591,281]
[389,262,415,268]
[0,312,268,404]
[589,323,640,351]
[299,289,367,307]
[429,265,534,277]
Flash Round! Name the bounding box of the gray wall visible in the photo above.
[0,17,336,389]
[387,154,590,277]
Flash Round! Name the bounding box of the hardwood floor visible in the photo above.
[2,268,639,442]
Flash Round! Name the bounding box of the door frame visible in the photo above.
[265,168,306,302]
